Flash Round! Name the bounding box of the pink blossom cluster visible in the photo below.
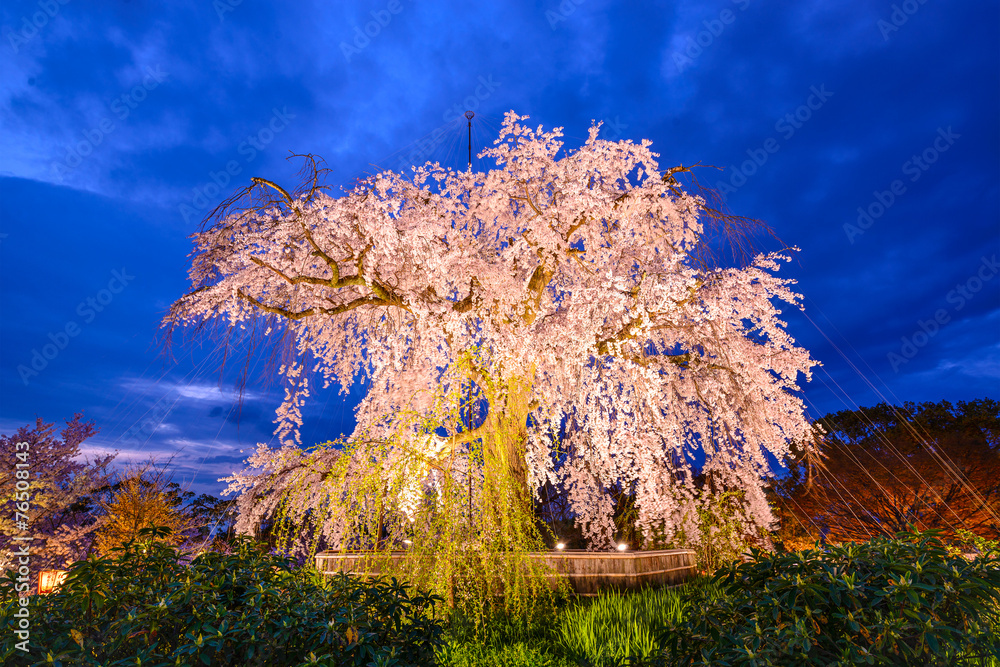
[168,112,818,551]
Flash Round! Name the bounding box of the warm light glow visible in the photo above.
[556,542,566,550]
[38,569,67,594]
[402,539,412,546]
[617,543,628,551]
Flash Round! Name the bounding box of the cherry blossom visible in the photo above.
[0,415,115,574]
[165,112,818,550]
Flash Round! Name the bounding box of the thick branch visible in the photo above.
[236,289,391,320]
[249,257,336,287]
[250,177,295,207]
[453,278,479,313]
[252,176,343,282]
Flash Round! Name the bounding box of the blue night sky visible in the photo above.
[1,1,997,496]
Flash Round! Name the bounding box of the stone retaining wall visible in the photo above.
[315,548,697,597]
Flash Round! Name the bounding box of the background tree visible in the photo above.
[109,475,238,550]
[0,414,115,575]
[771,398,1000,545]
[93,462,199,554]
[165,112,818,574]
[185,493,238,550]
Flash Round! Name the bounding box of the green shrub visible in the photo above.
[660,529,1000,666]
[1,527,445,666]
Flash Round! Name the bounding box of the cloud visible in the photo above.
[121,376,261,404]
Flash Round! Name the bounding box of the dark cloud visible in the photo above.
[1,0,996,496]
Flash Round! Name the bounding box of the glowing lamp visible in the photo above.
[616,543,628,552]
[556,542,566,550]
[402,539,412,546]
[38,569,67,594]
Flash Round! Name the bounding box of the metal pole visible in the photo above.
[465,110,474,169]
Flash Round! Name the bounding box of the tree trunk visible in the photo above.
[478,371,535,551]
[483,373,532,494]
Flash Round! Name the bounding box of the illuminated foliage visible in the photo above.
[164,112,818,617]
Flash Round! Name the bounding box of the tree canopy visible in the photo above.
[0,414,115,573]
[165,112,818,553]
[771,398,1000,546]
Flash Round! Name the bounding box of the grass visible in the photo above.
[437,576,722,667]
[554,580,725,665]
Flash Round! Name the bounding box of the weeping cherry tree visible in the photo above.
[163,112,818,615]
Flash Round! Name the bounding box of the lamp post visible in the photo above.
[465,110,474,169]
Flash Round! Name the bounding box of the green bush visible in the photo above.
[660,529,1000,666]
[1,527,445,666]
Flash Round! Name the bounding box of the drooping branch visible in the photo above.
[166,112,818,558]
